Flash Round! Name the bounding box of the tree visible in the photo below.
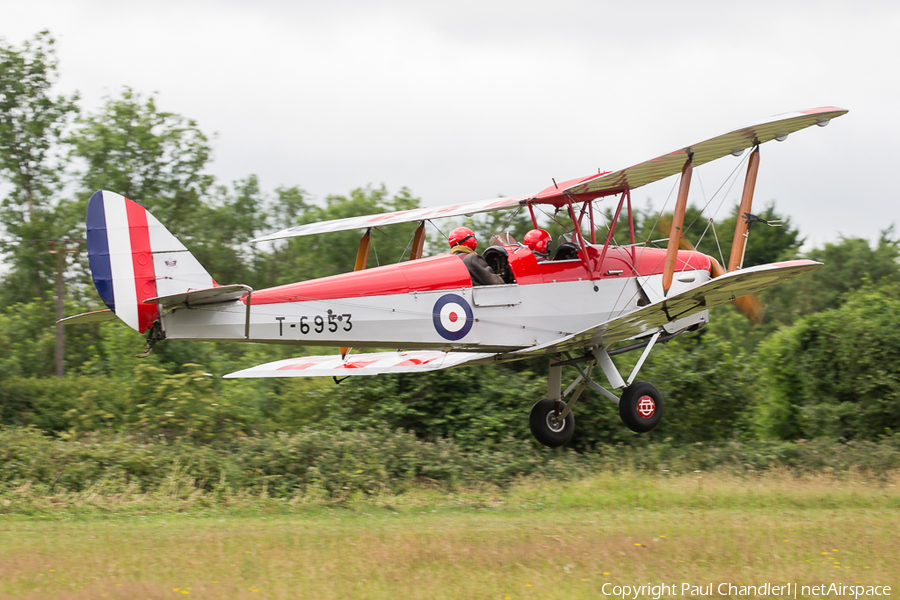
[69,88,214,241]
[0,31,79,303]
[191,175,270,288]
[271,185,421,285]
[745,229,900,333]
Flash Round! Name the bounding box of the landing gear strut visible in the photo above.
[528,333,666,447]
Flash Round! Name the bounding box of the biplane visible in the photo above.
[61,107,847,447]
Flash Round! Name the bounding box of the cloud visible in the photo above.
[3,0,898,245]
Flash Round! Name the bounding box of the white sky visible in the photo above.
[4,0,898,250]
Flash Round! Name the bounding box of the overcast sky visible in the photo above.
[4,0,897,250]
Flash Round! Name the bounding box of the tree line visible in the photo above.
[1,32,899,451]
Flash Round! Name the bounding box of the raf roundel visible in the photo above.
[432,294,474,341]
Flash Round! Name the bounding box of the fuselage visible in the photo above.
[161,244,711,351]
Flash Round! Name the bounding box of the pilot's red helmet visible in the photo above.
[448,227,477,250]
[524,228,551,254]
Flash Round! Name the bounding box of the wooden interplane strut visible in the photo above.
[353,229,372,272]
[728,146,761,272]
[410,222,426,260]
[662,157,694,296]
[342,229,373,358]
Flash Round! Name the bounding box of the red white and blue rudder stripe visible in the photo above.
[86,190,214,333]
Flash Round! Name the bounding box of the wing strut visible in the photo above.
[728,145,761,271]
[662,156,694,296]
[564,197,598,285]
[595,192,627,273]
[625,189,637,267]
[354,228,372,271]
[410,222,426,260]
[341,224,425,358]
[341,228,372,359]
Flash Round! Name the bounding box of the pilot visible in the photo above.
[524,228,552,262]
[448,227,504,286]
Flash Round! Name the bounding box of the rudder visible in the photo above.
[86,190,215,333]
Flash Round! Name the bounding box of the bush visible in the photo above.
[123,363,257,441]
[2,426,899,504]
[320,365,546,448]
[757,281,900,440]
[0,300,57,378]
[631,331,758,444]
[0,376,130,432]
[0,425,567,496]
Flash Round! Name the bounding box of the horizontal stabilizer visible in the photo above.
[57,309,118,325]
[143,284,251,308]
[510,260,823,357]
[224,350,496,379]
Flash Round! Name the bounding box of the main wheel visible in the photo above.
[529,397,575,447]
[619,381,664,433]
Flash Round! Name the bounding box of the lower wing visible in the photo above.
[508,259,822,357]
[224,350,496,378]
[223,260,821,378]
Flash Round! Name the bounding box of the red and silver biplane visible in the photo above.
[61,107,847,447]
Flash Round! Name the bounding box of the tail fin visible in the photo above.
[86,190,215,333]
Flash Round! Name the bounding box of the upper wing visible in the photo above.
[223,350,496,378]
[252,196,528,243]
[557,107,847,199]
[510,260,823,357]
[253,107,846,243]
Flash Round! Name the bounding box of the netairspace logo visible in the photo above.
[600,582,892,599]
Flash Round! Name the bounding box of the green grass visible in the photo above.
[1,471,897,599]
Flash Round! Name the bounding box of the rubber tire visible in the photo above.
[619,381,664,433]
[529,397,575,448]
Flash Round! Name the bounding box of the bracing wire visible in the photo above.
[429,219,448,241]
[710,219,725,266]
[643,176,681,247]
[687,152,750,264]
[533,203,576,233]
[684,150,750,236]
[395,230,415,263]
[495,207,523,239]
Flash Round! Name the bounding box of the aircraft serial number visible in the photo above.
[276,311,352,336]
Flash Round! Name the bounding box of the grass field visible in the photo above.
[0,471,897,599]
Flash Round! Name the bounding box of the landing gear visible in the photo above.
[529,398,575,448]
[528,336,667,446]
[619,381,664,433]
